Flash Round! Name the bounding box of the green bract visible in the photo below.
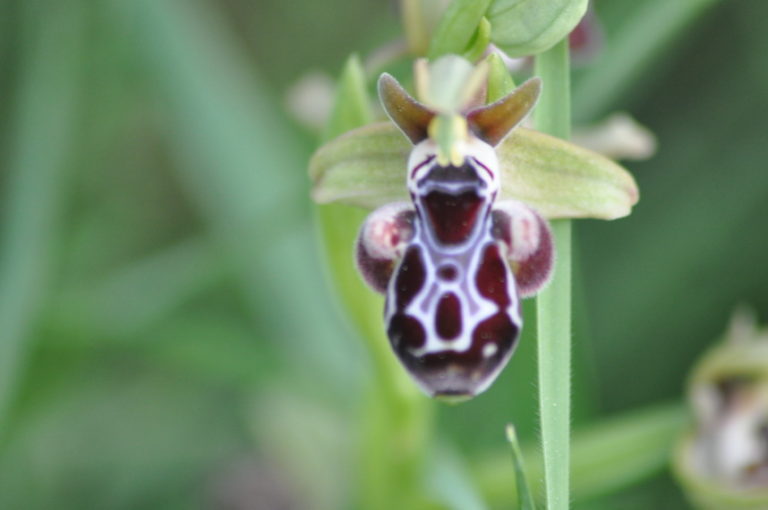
[428,0,491,58]
[309,121,638,220]
[488,0,589,57]
[486,52,517,103]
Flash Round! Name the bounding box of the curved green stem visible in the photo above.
[534,38,572,510]
[317,55,433,510]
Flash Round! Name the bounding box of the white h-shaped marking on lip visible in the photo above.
[406,138,501,195]
[392,229,520,357]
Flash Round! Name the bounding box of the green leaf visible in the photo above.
[309,122,638,220]
[428,0,492,59]
[506,425,536,510]
[324,54,373,142]
[487,0,588,57]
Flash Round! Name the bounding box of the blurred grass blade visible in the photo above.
[573,0,719,121]
[310,123,637,219]
[428,0,491,59]
[0,0,84,436]
[474,404,687,506]
[506,425,536,510]
[488,0,587,57]
[424,445,489,510]
[107,0,358,385]
[568,404,686,500]
[54,237,222,339]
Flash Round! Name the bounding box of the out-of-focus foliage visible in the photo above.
[0,0,767,509]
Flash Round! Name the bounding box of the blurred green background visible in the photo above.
[1,0,767,508]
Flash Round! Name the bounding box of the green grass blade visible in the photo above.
[507,425,537,510]
[573,0,719,121]
[474,404,687,505]
[107,0,356,383]
[53,237,222,339]
[0,0,84,437]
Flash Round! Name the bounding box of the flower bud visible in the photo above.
[674,309,768,509]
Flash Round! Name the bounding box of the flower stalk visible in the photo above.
[534,37,573,510]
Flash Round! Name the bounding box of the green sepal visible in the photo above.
[310,123,410,208]
[487,0,588,57]
[309,122,638,220]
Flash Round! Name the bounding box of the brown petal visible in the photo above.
[378,73,434,144]
[467,78,541,146]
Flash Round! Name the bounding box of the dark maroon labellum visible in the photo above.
[353,74,553,400]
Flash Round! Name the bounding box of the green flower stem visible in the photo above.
[534,38,572,510]
[317,204,431,509]
[400,0,430,55]
[317,56,432,510]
